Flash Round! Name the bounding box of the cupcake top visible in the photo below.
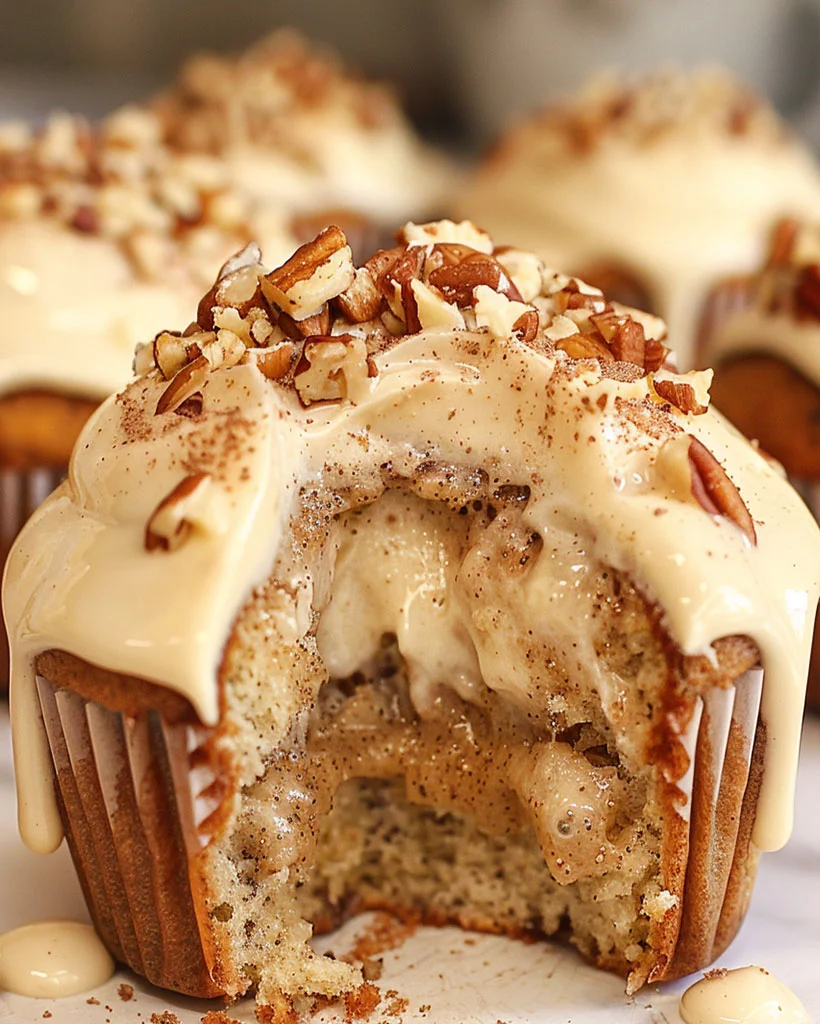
[708,218,820,387]
[456,68,820,365]
[5,220,818,857]
[153,29,452,224]
[0,108,297,402]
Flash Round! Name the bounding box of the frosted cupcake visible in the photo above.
[153,29,453,246]
[456,69,820,368]
[0,108,298,691]
[4,221,818,1015]
[705,218,820,708]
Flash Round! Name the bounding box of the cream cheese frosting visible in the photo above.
[456,70,820,368]
[4,221,819,864]
[155,29,453,225]
[0,110,297,402]
[680,966,811,1024]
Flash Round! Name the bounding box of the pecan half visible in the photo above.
[145,473,211,552]
[688,436,756,544]
[156,355,210,415]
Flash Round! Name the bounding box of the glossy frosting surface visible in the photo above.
[680,966,811,1024]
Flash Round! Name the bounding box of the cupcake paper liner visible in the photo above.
[1,467,65,692]
[34,665,766,997]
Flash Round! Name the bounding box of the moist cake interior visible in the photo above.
[196,467,753,1008]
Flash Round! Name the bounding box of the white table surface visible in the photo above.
[0,708,818,1024]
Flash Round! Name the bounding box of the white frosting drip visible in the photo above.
[4,328,819,859]
[710,308,820,388]
[458,133,820,367]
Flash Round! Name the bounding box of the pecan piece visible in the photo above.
[556,333,615,362]
[654,379,707,415]
[334,266,383,323]
[428,252,523,306]
[145,473,211,552]
[261,226,355,319]
[294,334,371,405]
[688,436,756,544]
[156,355,210,415]
[591,312,646,366]
[243,343,295,381]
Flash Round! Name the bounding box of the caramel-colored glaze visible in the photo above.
[0,920,114,998]
[0,392,99,470]
[710,355,820,480]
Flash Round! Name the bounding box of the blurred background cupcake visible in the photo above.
[703,218,820,709]
[454,69,820,368]
[0,31,454,692]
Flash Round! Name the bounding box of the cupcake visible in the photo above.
[4,221,818,1016]
[0,108,297,693]
[704,218,820,709]
[153,29,453,249]
[455,69,820,368]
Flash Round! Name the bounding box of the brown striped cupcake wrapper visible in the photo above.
[33,666,765,997]
[1,467,65,692]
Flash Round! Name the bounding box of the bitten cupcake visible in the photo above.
[0,108,296,692]
[153,29,453,249]
[456,69,820,367]
[704,218,820,709]
[4,221,818,1017]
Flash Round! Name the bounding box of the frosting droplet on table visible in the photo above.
[0,920,114,998]
[680,965,811,1024]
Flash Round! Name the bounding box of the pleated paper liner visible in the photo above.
[0,468,64,693]
[34,665,765,998]
[790,478,820,709]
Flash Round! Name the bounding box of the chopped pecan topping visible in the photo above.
[155,354,210,415]
[145,473,211,552]
[688,436,756,544]
[592,312,646,366]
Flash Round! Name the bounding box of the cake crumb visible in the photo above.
[343,982,381,1021]
[201,1012,242,1024]
[118,983,135,1002]
[418,1005,431,1015]
[87,997,100,1006]
[347,912,417,961]
[361,957,383,981]
[384,995,408,1017]
[151,1013,182,1024]
[42,1013,52,1019]
[704,968,729,980]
